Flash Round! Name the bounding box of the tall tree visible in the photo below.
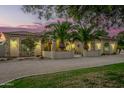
[46,21,72,50]
[22,5,124,29]
[71,24,108,53]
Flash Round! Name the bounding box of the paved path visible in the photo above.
[0,54,124,84]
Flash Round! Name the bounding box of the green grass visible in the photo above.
[1,62,124,88]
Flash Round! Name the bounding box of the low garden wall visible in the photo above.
[83,50,101,57]
[42,51,74,59]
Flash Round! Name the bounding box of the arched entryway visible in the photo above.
[103,42,111,54]
[20,38,42,57]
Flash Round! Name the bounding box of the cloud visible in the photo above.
[0,17,123,37]
[0,23,47,33]
[0,26,42,33]
[0,18,73,33]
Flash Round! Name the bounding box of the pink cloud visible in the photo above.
[0,26,42,33]
[17,24,47,31]
[0,24,47,33]
[0,17,123,38]
[0,18,74,33]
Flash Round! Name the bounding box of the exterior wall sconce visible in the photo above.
[111,43,115,50]
[10,39,18,48]
[0,32,6,45]
[96,42,102,50]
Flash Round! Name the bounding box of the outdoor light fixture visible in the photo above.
[35,41,41,48]
[9,38,19,57]
[96,42,101,50]
[111,43,115,50]
[10,39,18,48]
[0,32,6,45]
[88,42,91,50]
[66,43,76,51]
[71,44,75,49]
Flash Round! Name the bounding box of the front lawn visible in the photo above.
[1,62,124,88]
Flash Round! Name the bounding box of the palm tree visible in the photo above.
[72,26,93,51]
[40,31,50,53]
[72,25,108,55]
[91,29,108,50]
[47,21,72,51]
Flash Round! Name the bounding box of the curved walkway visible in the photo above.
[0,54,124,84]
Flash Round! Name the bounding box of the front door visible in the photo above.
[103,42,110,54]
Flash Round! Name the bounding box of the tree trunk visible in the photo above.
[92,40,96,50]
[41,42,44,57]
[51,40,56,51]
[80,42,84,56]
[83,42,89,51]
[59,41,65,51]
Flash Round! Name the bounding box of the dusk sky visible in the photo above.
[0,5,41,27]
[0,5,123,37]
[0,5,64,32]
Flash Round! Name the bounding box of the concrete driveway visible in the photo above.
[0,54,124,84]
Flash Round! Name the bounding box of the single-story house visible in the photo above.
[0,31,118,58]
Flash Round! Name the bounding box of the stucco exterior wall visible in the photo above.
[0,34,10,57]
[110,41,118,54]
[73,39,117,56]
[0,44,6,57]
[9,37,20,57]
